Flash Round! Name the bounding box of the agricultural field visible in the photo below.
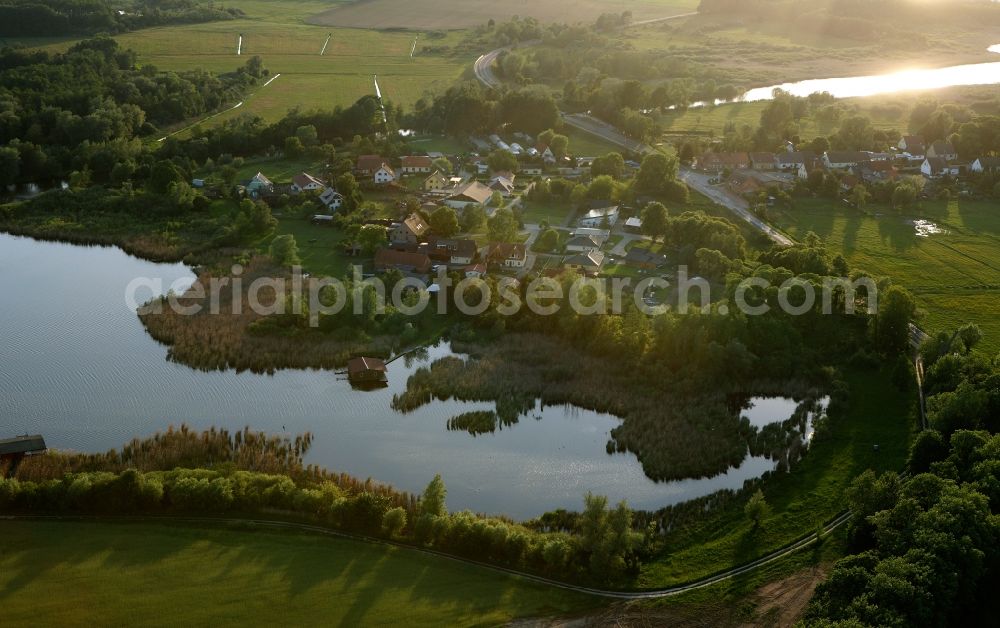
[12,0,473,133]
[0,520,595,626]
[773,198,1000,355]
[309,0,699,30]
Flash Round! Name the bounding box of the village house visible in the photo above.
[776,151,815,172]
[245,172,274,198]
[926,140,958,162]
[464,263,487,279]
[522,165,543,176]
[318,187,344,210]
[488,174,516,196]
[859,160,899,184]
[624,216,643,233]
[374,248,432,275]
[400,155,434,174]
[571,227,610,246]
[373,163,396,185]
[423,170,449,191]
[420,237,478,266]
[578,204,620,228]
[291,172,325,194]
[898,136,926,158]
[390,213,430,245]
[823,151,870,170]
[356,154,387,176]
[625,247,666,270]
[485,242,527,269]
[921,157,961,178]
[564,234,602,254]
[536,144,557,164]
[971,157,1000,174]
[444,181,493,210]
[695,152,751,173]
[563,250,605,276]
[749,152,778,170]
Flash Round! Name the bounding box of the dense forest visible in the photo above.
[804,339,1000,625]
[0,0,241,37]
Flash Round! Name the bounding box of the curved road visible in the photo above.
[2,510,850,600]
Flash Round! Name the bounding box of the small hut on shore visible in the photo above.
[347,357,388,385]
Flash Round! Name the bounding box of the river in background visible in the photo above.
[1,233,813,518]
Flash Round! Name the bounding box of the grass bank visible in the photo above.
[0,519,596,626]
[639,367,916,586]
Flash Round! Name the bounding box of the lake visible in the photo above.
[1,233,803,518]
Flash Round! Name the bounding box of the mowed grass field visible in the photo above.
[309,0,699,30]
[773,198,1000,355]
[0,520,596,626]
[15,0,473,132]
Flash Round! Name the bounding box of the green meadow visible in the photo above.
[773,198,1000,355]
[0,519,595,626]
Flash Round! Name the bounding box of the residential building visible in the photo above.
[390,213,430,245]
[971,157,1000,174]
[373,164,396,184]
[464,263,487,279]
[318,187,344,210]
[776,151,815,171]
[423,171,449,191]
[823,151,870,170]
[749,152,778,170]
[921,158,960,178]
[898,136,926,158]
[374,248,432,275]
[695,152,751,172]
[625,247,666,270]
[444,181,493,209]
[564,235,602,253]
[421,237,477,266]
[926,140,958,162]
[563,251,605,275]
[489,175,515,196]
[291,172,325,194]
[401,155,434,174]
[355,154,386,176]
[245,172,273,198]
[571,227,610,246]
[485,242,527,269]
[578,204,620,228]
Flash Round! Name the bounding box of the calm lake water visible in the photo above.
[2,233,804,518]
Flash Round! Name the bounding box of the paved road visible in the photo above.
[2,511,849,600]
[680,169,795,247]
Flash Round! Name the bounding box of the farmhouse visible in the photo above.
[291,172,325,193]
[401,155,434,174]
[444,181,493,209]
[823,151,870,170]
[374,248,432,274]
[898,135,926,157]
[776,151,815,171]
[926,140,958,162]
[578,204,620,228]
[971,157,1000,173]
[625,247,666,270]
[373,164,396,184]
[921,157,960,178]
[420,237,478,266]
[423,171,449,191]
[564,234,602,253]
[563,251,605,275]
[485,242,527,269]
[245,172,274,198]
[356,154,387,176]
[318,187,344,210]
[489,175,516,196]
[749,152,778,170]
[695,152,751,172]
[390,213,430,245]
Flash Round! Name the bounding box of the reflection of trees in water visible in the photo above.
[738,394,829,472]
